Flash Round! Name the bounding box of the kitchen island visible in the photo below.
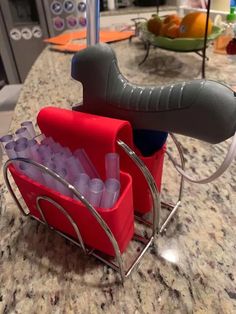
[0,40,236,313]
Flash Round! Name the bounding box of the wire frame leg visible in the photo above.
[139,41,151,66]
[159,133,185,234]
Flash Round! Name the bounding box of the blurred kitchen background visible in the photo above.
[0,0,178,137]
[0,0,178,86]
[0,0,233,137]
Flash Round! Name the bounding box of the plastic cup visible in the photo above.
[100,178,120,209]
[74,148,100,178]
[14,142,31,158]
[73,173,90,199]
[0,134,14,157]
[15,137,28,146]
[15,127,31,140]
[20,121,36,138]
[105,152,120,181]
[87,178,104,207]
[4,141,17,159]
[0,134,14,148]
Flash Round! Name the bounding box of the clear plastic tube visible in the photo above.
[20,121,36,138]
[51,141,63,153]
[21,160,45,184]
[100,178,120,209]
[41,154,53,166]
[61,146,72,158]
[105,152,120,181]
[41,136,55,147]
[42,161,57,190]
[28,138,37,148]
[18,162,31,177]
[15,137,28,146]
[55,167,72,197]
[14,141,31,171]
[87,178,104,207]
[35,133,46,143]
[4,141,17,159]
[14,142,31,159]
[30,142,42,163]
[0,134,14,151]
[52,152,66,165]
[22,139,45,184]
[37,144,52,160]
[65,155,85,183]
[73,173,90,199]
[74,148,100,178]
[15,127,31,140]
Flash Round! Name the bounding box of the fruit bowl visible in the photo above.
[139,23,222,52]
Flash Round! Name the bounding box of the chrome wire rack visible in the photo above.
[3,135,185,283]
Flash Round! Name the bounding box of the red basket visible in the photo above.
[9,107,165,256]
[10,166,133,256]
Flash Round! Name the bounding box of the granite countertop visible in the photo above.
[0,39,236,313]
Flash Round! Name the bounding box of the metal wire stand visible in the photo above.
[3,139,162,282]
[133,133,185,235]
[3,135,186,282]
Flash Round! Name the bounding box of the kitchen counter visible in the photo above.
[1,39,236,313]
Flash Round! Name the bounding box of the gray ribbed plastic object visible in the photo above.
[71,43,236,144]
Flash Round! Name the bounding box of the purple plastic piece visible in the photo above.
[87,178,104,207]
[100,178,120,209]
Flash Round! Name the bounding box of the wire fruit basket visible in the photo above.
[139,23,222,51]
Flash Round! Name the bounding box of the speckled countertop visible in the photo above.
[0,39,236,313]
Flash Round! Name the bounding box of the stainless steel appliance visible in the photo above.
[43,0,87,36]
[0,55,8,88]
[0,8,18,85]
[0,0,87,83]
[0,0,49,82]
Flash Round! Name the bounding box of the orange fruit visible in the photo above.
[165,24,180,38]
[160,21,179,38]
[147,15,163,36]
[179,12,213,38]
[163,14,181,26]
[159,21,171,36]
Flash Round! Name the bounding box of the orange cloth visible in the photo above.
[44,30,134,52]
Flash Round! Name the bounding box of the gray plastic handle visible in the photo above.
[71,43,236,144]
